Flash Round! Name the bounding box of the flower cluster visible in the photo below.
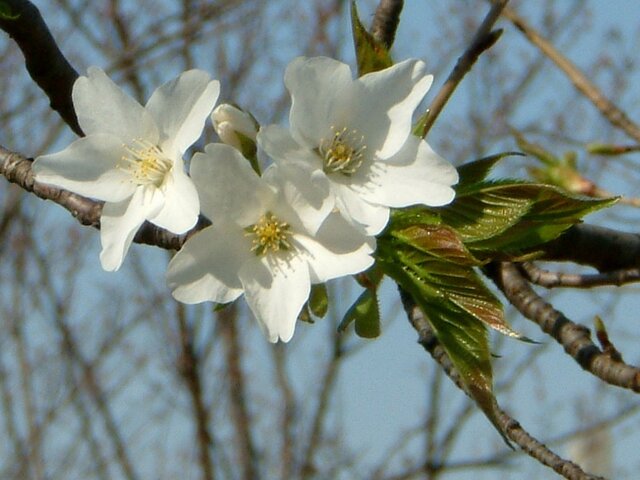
[33,57,458,342]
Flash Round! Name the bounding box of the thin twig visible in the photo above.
[218,304,260,480]
[300,332,344,478]
[11,244,44,480]
[487,262,640,393]
[370,0,403,49]
[272,344,296,480]
[400,289,605,480]
[420,0,508,137]
[500,4,640,143]
[176,303,215,480]
[520,262,640,289]
[108,0,145,100]
[56,313,140,480]
[0,145,208,250]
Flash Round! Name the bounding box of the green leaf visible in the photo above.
[339,288,381,338]
[308,284,329,318]
[392,224,481,266]
[515,134,557,166]
[412,110,430,137]
[377,251,506,440]
[440,178,615,258]
[464,184,616,255]
[440,184,534,243]
[456,152,524,193]
[351,1,393,76]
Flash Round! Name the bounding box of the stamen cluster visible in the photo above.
[319,127,366,176]
[246,212,292,256]
[120,139,172,187]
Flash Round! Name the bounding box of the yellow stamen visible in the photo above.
[119,139,172,187]
[245,212,292,256]
[318,127,366,176]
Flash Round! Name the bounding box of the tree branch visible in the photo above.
[218,304,260,480]
[486,262,640,393]
[300,332,344,478]
[176,303,215,480]
[0,144,208,250]
[400,289,605,480]
[520,262,640,289]
[500,4,640,143]
[540,224,640,272]
[0,0,81,135]
[420,0,508,137]
[370,0,403,49]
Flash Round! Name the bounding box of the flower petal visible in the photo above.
[285,56,353,148]
[167,223,249,304]
[258,125,324,174]
[332,182,390,235]
[262,160,333,235]
[99,187,163,271]
[146,70,220,156]
[346,59,432,159]
[73,67,158,141]
[33,134,136,202]
[148,165,199,233]
[294,213,374,284]
[190,143,274,225]
[239,254,310,343]
[359,136,458,208]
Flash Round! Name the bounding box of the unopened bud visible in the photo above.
[212,104,259,155]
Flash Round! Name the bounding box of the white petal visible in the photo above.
[239,255,310,343]
[146,70,220,156]
[262,161,333,235]
[346,59,432,159]
[33,134,136,202]
[167,223,249,304]
[73,67,158,141]
[190,143,273,225]
[361,136,458,208]
[258,125,324,173]
[149,166,200,233]
[285,57,353,148]
[294,214,375,283]
[333,182,390,235]
[99,187,163,271]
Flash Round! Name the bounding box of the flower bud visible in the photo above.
[212,104,259,156]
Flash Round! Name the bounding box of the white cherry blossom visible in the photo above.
[34,67,220,271]
[167,143,374,342]
[258,56,459,235]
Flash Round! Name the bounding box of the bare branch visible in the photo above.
[420,0,508,137]
[400,289,605,480]
[0,145,101,226]
[176,303,215,480]
[56,311,140,480]
[520,262,640,289]
[218,304,260,480]
[300,332,344,478]
[370,0,403,49]
[272,344,296,480]
[487,262,640,393]
[0,0,81,134]
[500,4,640,143]
[0,144,208,250]
[540,224,640,272]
